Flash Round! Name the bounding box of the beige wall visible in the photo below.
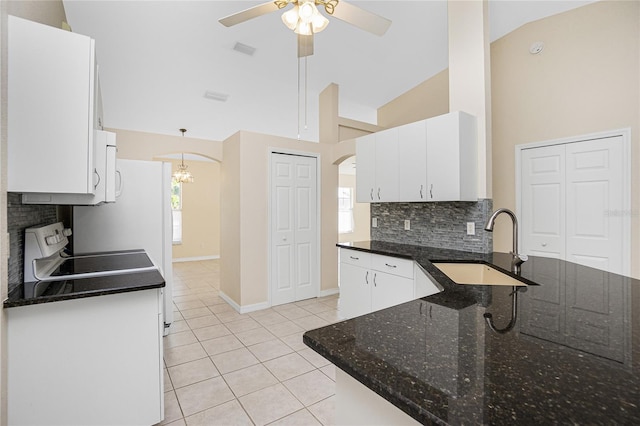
[338,174,370,243]
[491,0,639,277]
[156,158,220,260]
[220,131,338,308]
[377,69,450,128]
[1,2,68,422]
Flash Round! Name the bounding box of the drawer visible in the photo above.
[371,254,414,279]
[340,248,372,268]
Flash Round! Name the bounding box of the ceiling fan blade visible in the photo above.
[298,34,314,57]
[330,0,391,36]
[219,1,282,27]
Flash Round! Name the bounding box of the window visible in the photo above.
[338,187,354,234]
[171,180,182,244]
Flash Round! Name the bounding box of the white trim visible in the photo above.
[267,148,322,307]
[172,255,220,263]
[515,128,631,276]
[218,291,270,314]
[319,288,339,297]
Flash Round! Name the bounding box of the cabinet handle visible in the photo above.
[370,188,374,201]
[365,270,369,284]
[541,243,547,247]
[429,305,433,319]
[377,188,381,200]
[430,184,433,199]
[385,263,397,268]
[420,185,424,199]
[350,256,359,260]
[373,272,377,287]
[93,169,101,189]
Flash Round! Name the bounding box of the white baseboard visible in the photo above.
[218,291,270,314]
[173,255,220,263]
[319,288,339,297]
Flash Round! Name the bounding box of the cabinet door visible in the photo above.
[8,16,96,194]
[339,263,372,319]
[355,134,376,203]
[398,120,428,202]
[374,128,399,202]
[426,112,477,201]
[371,271,414,312]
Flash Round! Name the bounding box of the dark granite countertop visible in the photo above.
[4,251,165,308]
[303,240,640,425]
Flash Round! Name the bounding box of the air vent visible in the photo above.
[203,91,229,102]
[233,42,256,56]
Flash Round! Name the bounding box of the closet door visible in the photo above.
[565,136,624,274]
[520,135,627,275]
[521,144,566,259]
[271,153,318,306]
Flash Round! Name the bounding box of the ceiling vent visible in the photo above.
[203,91,229,102]
[233,42,256,56]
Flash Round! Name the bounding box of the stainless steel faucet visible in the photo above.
[484,208,528,274]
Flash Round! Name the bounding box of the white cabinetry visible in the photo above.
[398,120,428,202]
[426,111,477,201]
[355,111,477,203]
[8,15,103,194]
[339,248,440,319]
[7,289,164,425]
[355,128,399,203]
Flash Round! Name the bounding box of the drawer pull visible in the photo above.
[350,256,359,260]
[385,263,397,268]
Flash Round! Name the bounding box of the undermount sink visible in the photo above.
[432,263,527,286]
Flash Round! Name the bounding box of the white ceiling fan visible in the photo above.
[219,0,392,57]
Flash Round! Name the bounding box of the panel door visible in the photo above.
[355,134,376,203]
[565,137,624,274]
[292,156,318,301]
[271,153,318,306]
[521,144,566,258]
[370,271,413,312]
[339,264,371,319]
[374,128,399,202]
[398,120,428,202]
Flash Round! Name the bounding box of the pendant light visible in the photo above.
[172,128,194,183]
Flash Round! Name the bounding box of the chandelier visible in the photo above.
[280,0,330,35]
[172,129,194,183]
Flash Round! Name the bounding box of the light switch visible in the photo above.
[466,222,475,235]
[404,220,410,230]
[372,218,378,228]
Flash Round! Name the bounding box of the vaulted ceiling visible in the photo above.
[62,1,596,142]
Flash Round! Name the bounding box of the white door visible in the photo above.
[565,137,624,274]
[271,153,318,306]
[520,135,628,275]
[355,134,376,203]
[374,128,399,202]
[398,120,427,202]
[521,145,566,258]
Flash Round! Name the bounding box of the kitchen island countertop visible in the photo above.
[303,241,640,425]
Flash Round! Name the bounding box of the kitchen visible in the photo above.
[1,0,639,425]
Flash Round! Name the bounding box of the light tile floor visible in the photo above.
[159,260,341,426]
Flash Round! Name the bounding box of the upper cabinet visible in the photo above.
[8,16,104,195]
[356,128,399,203]
[355,111,477,203]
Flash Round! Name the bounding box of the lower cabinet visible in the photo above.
[339,248,440,319]
[7,289,164,426]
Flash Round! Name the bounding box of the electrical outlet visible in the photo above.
[466,222,475,235]
[372,217,378,228]
[404,219,411,231]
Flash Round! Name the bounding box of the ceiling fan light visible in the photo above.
[311,13,329,33]
[294,21,313,35]
[281,6,299,30]
[298,1,316,23]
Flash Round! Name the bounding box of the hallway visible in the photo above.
[160,260,339,425]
